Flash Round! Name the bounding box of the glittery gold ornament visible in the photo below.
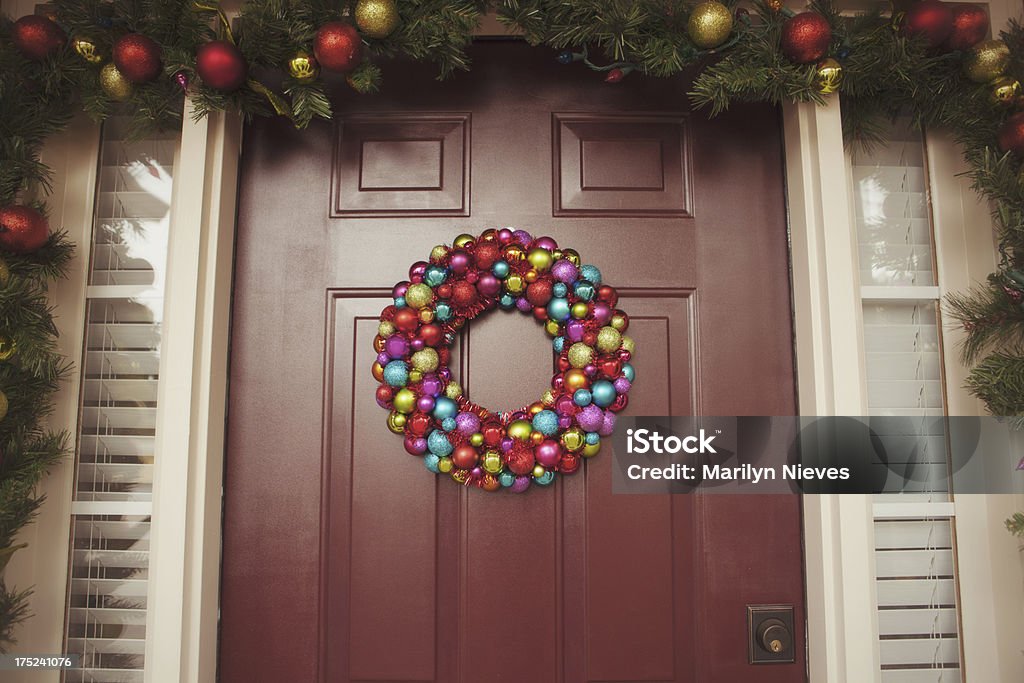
[621,335,636,354]
[430,245,448,263]
[687,1,734,49]
[483,451,502,474]
[288,50,320,82]
[610,313,628,331]
[73,36,103,64]
[766,0,784,11]
[378,320,395,337]
[408,369,423,383]
[445,381,462,400]
[542,389,555,406]
[419,309,434,323]
[100,63,133,102]
[0,390,8,421]
[405,283,433,309]
[991,76,1021,106]
[964,39,1010,83]
[527,248,553,272]
[544,320,561,337]
[453,233,475,248]
[567,342,595,368]
[561,428,584,452]
[355,0,400,39]
[508,420,533,442]
[596,326,622,353]
[387,411,407,433]
[816,58,843,95]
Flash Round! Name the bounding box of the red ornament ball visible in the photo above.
[527,280,553,307]
[313,21,362,73]
[11,15,66,61]
[0,205,49,254]
[505,444,536,475]
[450,280,478,307]
[452,445,479,469]
[113,33,163,83]
[781,12,832,64]
[998,112,1024,157]
[419,323,443,347]
[945,4,988,51]
[902,0,954,50]
[473,242,500,269]
[196,40,247,92]
[393,307,419,332]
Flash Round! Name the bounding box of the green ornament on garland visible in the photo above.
[687,1,733,49]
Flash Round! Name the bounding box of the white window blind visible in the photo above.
[852,120,963,682]
[63,117,178,683]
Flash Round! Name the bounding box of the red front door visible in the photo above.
[221,41,804,682]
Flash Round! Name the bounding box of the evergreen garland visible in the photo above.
[2,0,1024,649]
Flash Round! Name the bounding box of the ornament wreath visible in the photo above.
[3,0,1024,647]
[374,230,635,492]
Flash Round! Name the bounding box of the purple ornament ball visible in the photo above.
[534,236,558,251]
[501,437,514,452]
[566,320,586,342]
[577,404,604,432]
[449,250,470,274]
[512,229,533,246]
[551,259,579,284]
[410,338,425,351]
[497,228,514,243]
[385,335,409,359]
[535,440,561,466]
[455,411,481,435]
[393,282,409,298]
[614,377,632,394]
[511,475,531,493]
[417,395,436,412]
[516,297,532,312]
[377,352,390,365]
[421,376,442,396]
[599,411,616,436]
[478,273,500,297]
[409,261,428,280]
[592,303,612,326]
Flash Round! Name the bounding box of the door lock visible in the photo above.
[747,605,796,664]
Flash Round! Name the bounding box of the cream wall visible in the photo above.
[2,0,1023,681]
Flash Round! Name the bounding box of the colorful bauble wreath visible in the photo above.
[372,229,636,493]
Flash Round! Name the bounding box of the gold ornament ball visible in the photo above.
[469,432,484,447]
[766,0,784,11]
[561,428,584,452]
[527,248,553,272]
[532,464,547,479]
[529,402,543,415]
[418,308,434,323]
[541,389,555,406]
[437,456,453,474]
[561,249,581,267]
[544,319,561,337]
[964,39,1010,83]
[453,233,475,248]
[816,58,843,95]
[430,245,448,263]
[408,369,423,383]
[100,63,133,102]
[687,1,734,49]
[567,342,595,368]
[411,348,438,373]
[505,273,525,294]
[378,320,395,337]
[482,452,503,474]
[405,283,433,309]
[73,37,103,64]
[564,369,588,391]
[571,302,589,319]
[0,390,7,421]
[0,338,20,361]
[445,381,462,400]
[451,468,470,485]
[507,419,533,442]
[596,326,622,353]
[387,411,407,433]
[355,0,400,38]
[288,50,320,82]
[582,441,601,458]
[621,335,636,354]
[0,259,10,285]
[393,388,416,414]
[991,76,1021,106]
[610,313,628,331]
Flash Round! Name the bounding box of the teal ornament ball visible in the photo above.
[433,396,458,421]
[424,453,441,473]
[435,302,453,321]
[580,265,602,285]
[535,470,556,486]
[441,417,457,432]
[553,337,565,353]
[622,363,635,382]
[573,389,592,407]
[574,281,595,301]
[383,360,409,387]
[394,296,406,307]
[547,297,571,321]
[492,261,510,279]
[585,431,600,445]
[499,471,516,487]
[532,409,559,436]
[424,266,447,287]
[591,380,616,408]
[427,430,453,456]
[553,282,568,297]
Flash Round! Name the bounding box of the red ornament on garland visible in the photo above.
[313,21,362,73]
[0,205,49,254]
[113,33,162,83]
[998,112,1024,157]
[196,40,247,92]
[901,0,954,50]
[945,4,989,51]
[11,15,66,61]
[781,12,832,64]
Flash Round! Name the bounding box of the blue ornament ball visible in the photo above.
[580,265,602,285]
[535,470,556,486]
[574,281,595,301]
[553,282,568,298]
[435,302,453,321]
[585,431,600,445]
[573,389,592,407]
[553,337,565,353]
[492,261,510,279]
[441,417,457,432]
[499,471,516,487]
[393,296,406,308]
[591,380,616,407]
[424,453,441,473]
[383,360,409,387]
[547,297,571,321]
[424,266,447,287]
[499,293,516,309]
[433,396,458,421]
[532,409,559,436]
[622,363,635,382]
[427,430,453,457]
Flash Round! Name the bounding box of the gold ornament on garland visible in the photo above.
[0,390,8,421]
[766,0,784,11]
[287,50,320,82]
[0,338,16,361]
[964,39,1010,84]
[687,1,733,49]
[0,259,10,285]
[100,63,133,101]
[991,76,1021,106]
[73,36,103,64]
[816,58,843,94]
[355,0,400,39]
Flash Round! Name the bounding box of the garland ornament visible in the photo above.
[372,230,636,493]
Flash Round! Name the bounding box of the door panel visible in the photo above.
[222,41,802,683]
